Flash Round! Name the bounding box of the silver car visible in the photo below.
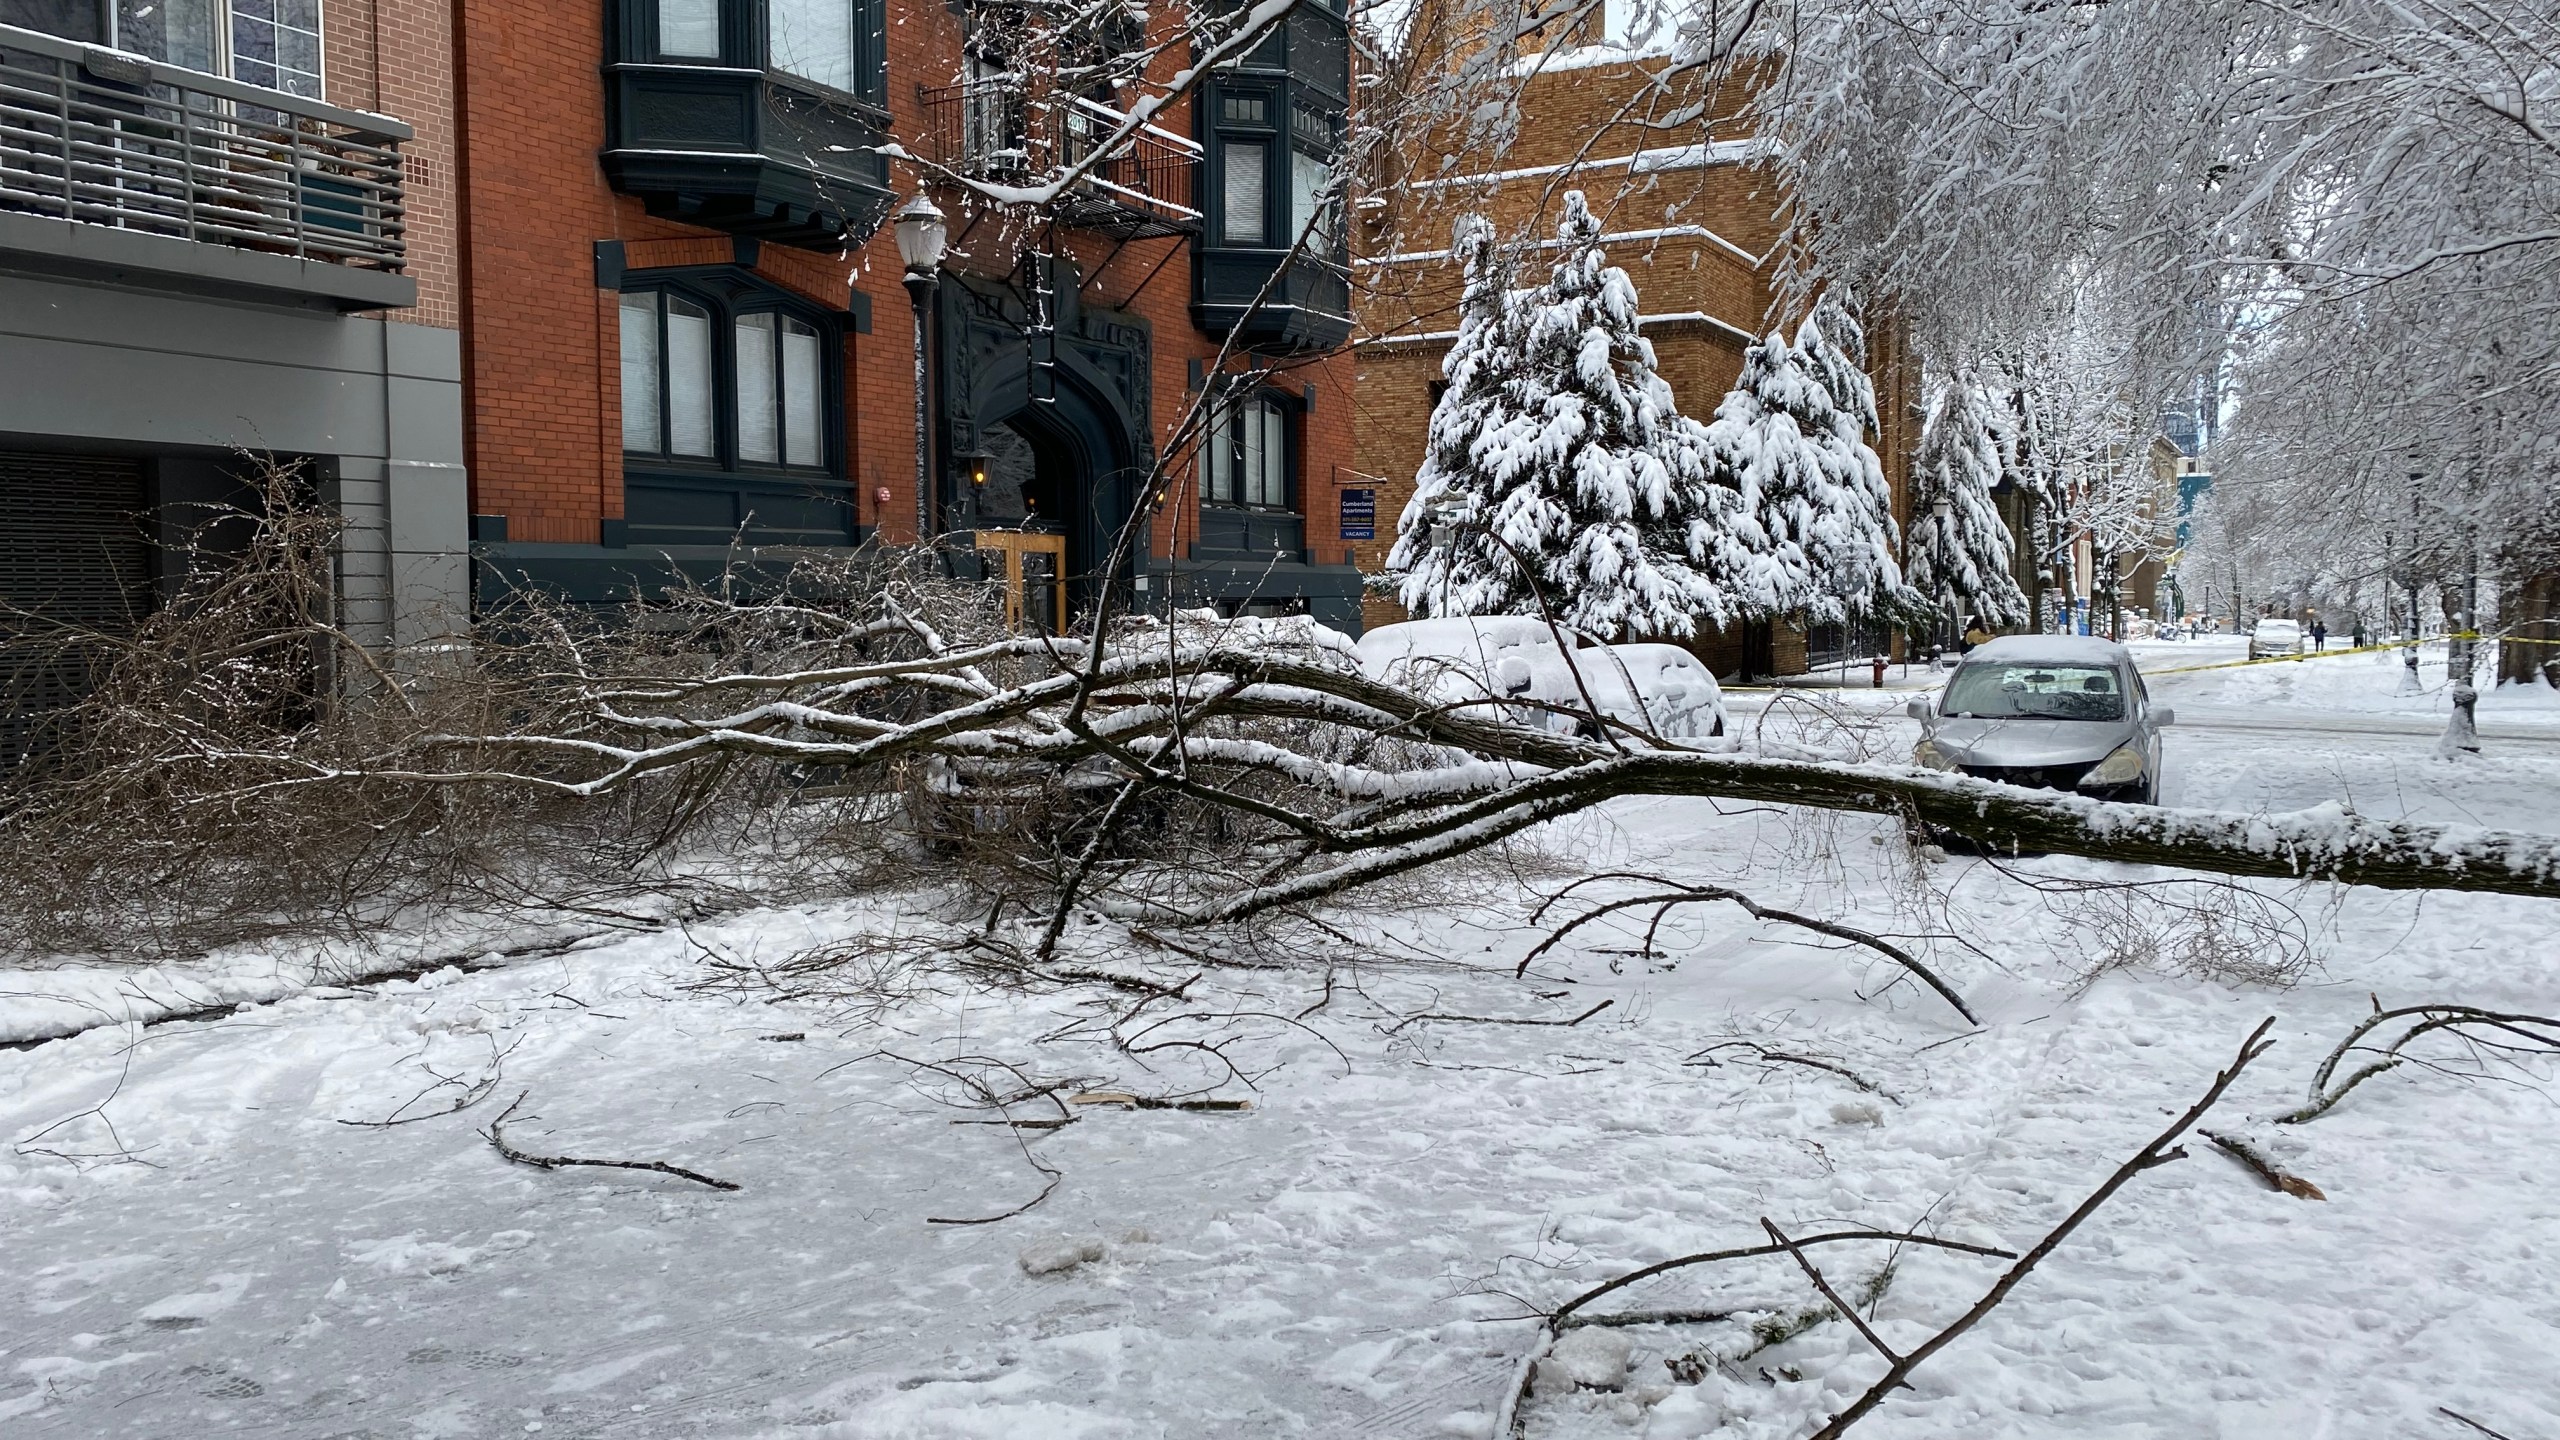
[2248,618,2304,660]
[1908,635,2174,803]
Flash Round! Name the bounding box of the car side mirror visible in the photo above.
[1494,656,1535,696]
[2152,707,2175,727]
[1905,698,1933,721]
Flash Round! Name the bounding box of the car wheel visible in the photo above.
[1710,713,1726,738]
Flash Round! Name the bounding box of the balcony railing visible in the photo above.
[917,79,1198,240]
[0,23,408,272]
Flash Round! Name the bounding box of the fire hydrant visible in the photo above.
[1871,655,1889,688]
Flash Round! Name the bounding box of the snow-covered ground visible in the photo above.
[5,658,2558,1439]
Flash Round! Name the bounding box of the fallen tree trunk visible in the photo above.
[161,606,2560,920]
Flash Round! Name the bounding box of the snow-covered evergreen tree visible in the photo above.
[1707,297,1918,629]
[1907,374,2028,629]
[1387,194,1757,638]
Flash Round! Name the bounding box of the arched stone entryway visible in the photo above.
[936,263,1152,619]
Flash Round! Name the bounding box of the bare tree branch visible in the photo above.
[1802,1017,2278,1439]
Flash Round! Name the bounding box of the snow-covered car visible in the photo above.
[2248,619,2304,659]
[1354,618,1725,740]
[1908,634,2174,804]
[1579,643,1727,739]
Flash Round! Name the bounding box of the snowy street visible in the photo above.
[7,648,2558,1440]
[1,0,2550,1433]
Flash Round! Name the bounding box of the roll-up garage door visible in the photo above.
[0,452,151,764]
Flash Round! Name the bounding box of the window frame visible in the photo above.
[618,275,843,481]
[1200,388,1297,513]
[49,0,329,98]
[1209,80,1280,249]
[1287,100,1343,255]
[624,0,887,104]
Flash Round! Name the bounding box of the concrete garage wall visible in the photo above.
[0,274,469,647]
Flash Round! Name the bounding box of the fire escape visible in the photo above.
[915,58,1200,399]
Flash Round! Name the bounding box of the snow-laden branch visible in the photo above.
[313,610,2560,917]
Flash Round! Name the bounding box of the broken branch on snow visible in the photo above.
[2199,1130,2326,1201]
[1522,872,1979,1024]
[1800,1016,2278,1439]
[483,1091,740,1192]
[2276,1004,2560,1124]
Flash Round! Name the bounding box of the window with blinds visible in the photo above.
[619,284,834,474]
[1202,395,1291,510]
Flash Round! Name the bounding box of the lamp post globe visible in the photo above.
[893,193,948,274]
[894,194,948,544]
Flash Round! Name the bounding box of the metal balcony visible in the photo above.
[916,80,1199,240]
[0,23,411,309]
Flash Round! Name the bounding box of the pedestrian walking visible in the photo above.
[2311,619,2329,652]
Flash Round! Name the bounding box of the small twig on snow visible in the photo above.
[2437,1406,2521,1440]
[483,1091,740,1192]
[1688,1041,1903,1104]
[1068,1091,1254,1111]
[1387,999,1613,1035]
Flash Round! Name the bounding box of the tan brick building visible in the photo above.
[1351,22,1920,673]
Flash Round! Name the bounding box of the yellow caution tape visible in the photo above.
[2141,642,2415,676]
[2449,630,2560,647]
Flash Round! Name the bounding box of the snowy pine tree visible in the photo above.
[1387,195,1756,638]
[1708,297,1919,629]
[1907,374,2029,630]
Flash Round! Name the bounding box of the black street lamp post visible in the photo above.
[893,194,949,546]
[1930,495,1953,662]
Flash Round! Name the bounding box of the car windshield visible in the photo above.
[1941,662,2127,721]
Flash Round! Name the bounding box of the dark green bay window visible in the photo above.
[603,0,894,249]
[1194,0,1353,352]
[617,272,850,548]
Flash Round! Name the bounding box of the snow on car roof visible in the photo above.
[1960,634,2132,666]
[1352,616,1589,661]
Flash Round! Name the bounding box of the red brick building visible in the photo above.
[454,0,1366,629]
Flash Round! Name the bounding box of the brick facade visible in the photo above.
[324,0,461,330]
[446,1,1358,590]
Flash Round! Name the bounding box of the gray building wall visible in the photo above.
[0,271,468,647]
